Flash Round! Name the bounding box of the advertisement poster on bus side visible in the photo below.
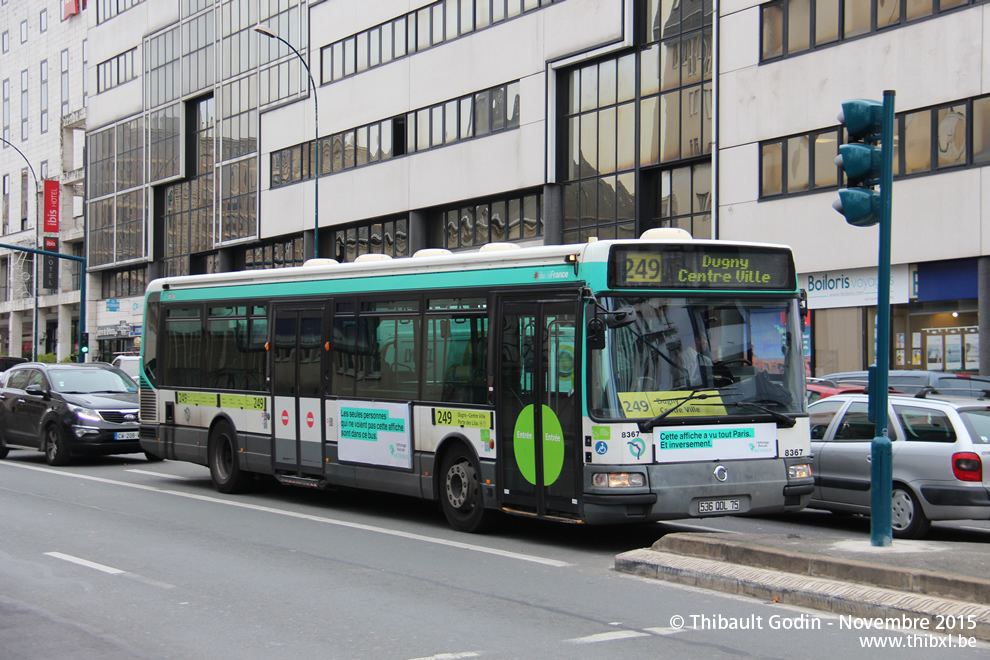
[337,400,412,469]
[653,423,777,463]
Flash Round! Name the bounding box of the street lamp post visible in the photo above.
[254,23,320,260]
[0,137,42,361]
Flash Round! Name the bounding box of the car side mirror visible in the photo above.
[25,384,50,400]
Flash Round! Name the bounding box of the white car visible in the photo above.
[808,393,990,538]
[111,355,141,380]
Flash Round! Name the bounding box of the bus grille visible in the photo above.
[140,388,158,423]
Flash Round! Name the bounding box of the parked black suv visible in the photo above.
[0,362,160,465]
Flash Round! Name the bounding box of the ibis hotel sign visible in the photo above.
[803,264,910,309]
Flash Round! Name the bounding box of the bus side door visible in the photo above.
[496,295,581,519]
[271,305,325,476]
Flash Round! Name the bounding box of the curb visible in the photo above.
[616,548,990,642]
[655,533,990,606]
[615,534,990,643]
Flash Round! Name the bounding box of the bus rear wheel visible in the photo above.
[440,446,494,533]
[208,421,252,494]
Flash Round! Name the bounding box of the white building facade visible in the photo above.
[718,0,990,376]
[82,0,716,361]
[19,0,982,374]
[0,0,88,361]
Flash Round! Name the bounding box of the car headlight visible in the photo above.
[592,472,646,488]
[67,403,102,423]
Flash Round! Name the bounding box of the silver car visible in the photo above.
[808,393,990,539]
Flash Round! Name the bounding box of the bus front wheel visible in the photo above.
[439,446,494,534]
[208,421,252,494]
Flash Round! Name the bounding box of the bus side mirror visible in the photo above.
[587,317,605,350]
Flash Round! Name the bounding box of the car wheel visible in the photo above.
[208,421,252,494]
[439,445,496,533]
[0,429,8,459]
[891,486,930,539]
[144,451,165,463]
[44,424,71,467]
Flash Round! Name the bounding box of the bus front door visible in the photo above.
[272,306,325,476]
[497,298,581,520]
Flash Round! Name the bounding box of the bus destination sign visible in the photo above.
[610,246,795,291]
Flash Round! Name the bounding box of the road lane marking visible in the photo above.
[45,552,124,574]
[566,630,651,644]
[644,627,685,636]
[409,653,481,660]
[44,551,176,588]
[125,469,196,481]
[6,462,571,568]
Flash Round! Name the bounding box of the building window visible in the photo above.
[62,49,70,117]
[81,40,88,108]
[101,266,148,298]
[330,217,409,263]
[760,96,985,200]
[40,60,48,134]
[20,69,28,141]
[97,0,146,25]
[2,173,9,235]
[20,168,28,230]
[644,162,712,238]
[2,31,8,54]
[436,191,543,250]
[2,78,9,144]
[271,81,519,190]
[761,0,980,62]
[320,0,560,84]
[97,48,137,93]
[20,20,27,44]
[40,9,48,33]
[243,237,307,270]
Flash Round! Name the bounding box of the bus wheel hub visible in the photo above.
[446,463,470,509]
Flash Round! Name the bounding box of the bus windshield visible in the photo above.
[589,295,805,421]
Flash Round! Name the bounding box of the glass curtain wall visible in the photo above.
[89,1,310,277]
[561,0,714,243]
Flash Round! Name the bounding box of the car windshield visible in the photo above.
[48,368,137,394]
[957,409,990,444]
[589,295,806,420]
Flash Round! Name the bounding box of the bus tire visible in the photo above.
[144,451,165,463]
[439,445,494,533]
[208,421,252,494]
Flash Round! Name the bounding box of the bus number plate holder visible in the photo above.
[698,498,739,513]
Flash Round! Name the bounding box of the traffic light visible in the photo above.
[832,99,885,227]
[80,332,89,354]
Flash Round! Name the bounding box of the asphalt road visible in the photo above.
[2,451,987,659]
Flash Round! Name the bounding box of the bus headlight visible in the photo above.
[592,472,646,488]
[788,463,812,479]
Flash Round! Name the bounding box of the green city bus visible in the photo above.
[139,228,813,532]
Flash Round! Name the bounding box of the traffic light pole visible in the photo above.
[870,90,896,547]
[0,243,87,363]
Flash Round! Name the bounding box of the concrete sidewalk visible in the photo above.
[615,533,990,642]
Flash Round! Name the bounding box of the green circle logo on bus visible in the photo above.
[512,404,565,486]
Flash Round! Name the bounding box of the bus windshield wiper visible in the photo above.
[639,390,716,432]
[722,401,797,428]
